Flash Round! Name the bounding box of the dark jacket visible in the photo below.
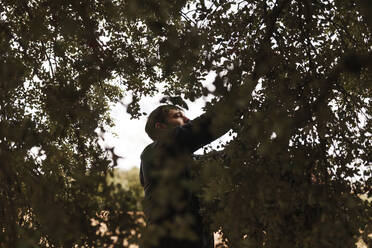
[140,113,228,248]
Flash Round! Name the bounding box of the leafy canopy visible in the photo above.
[0,0,371,247]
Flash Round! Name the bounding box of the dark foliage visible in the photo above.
[0,0,371,247]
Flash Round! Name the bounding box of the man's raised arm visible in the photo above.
[173,75,254,152]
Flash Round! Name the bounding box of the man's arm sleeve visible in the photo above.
[173,111,232,152]
[174,77,253,152]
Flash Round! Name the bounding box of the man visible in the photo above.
[139,104,233,248]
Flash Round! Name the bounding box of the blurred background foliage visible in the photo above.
[0,0,371,247]
[107,167,144,211]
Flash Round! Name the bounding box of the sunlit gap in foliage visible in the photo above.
[327,97,371,184]
[97,70,240,169]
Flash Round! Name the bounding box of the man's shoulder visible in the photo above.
[140,141,161,161]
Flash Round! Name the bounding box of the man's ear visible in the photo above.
[155,122,167,129]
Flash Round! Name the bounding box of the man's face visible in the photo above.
[164,109,189,127]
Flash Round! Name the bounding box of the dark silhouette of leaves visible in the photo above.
[0,0,371,247]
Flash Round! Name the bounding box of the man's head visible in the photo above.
[145,105,189,141]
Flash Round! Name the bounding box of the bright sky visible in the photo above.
[102,74,234,170]
[103,79,370,182]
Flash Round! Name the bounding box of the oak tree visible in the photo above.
[0,0,371,247]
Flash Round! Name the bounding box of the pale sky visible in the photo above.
[99,81,369,184]
[102,73,234,170]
